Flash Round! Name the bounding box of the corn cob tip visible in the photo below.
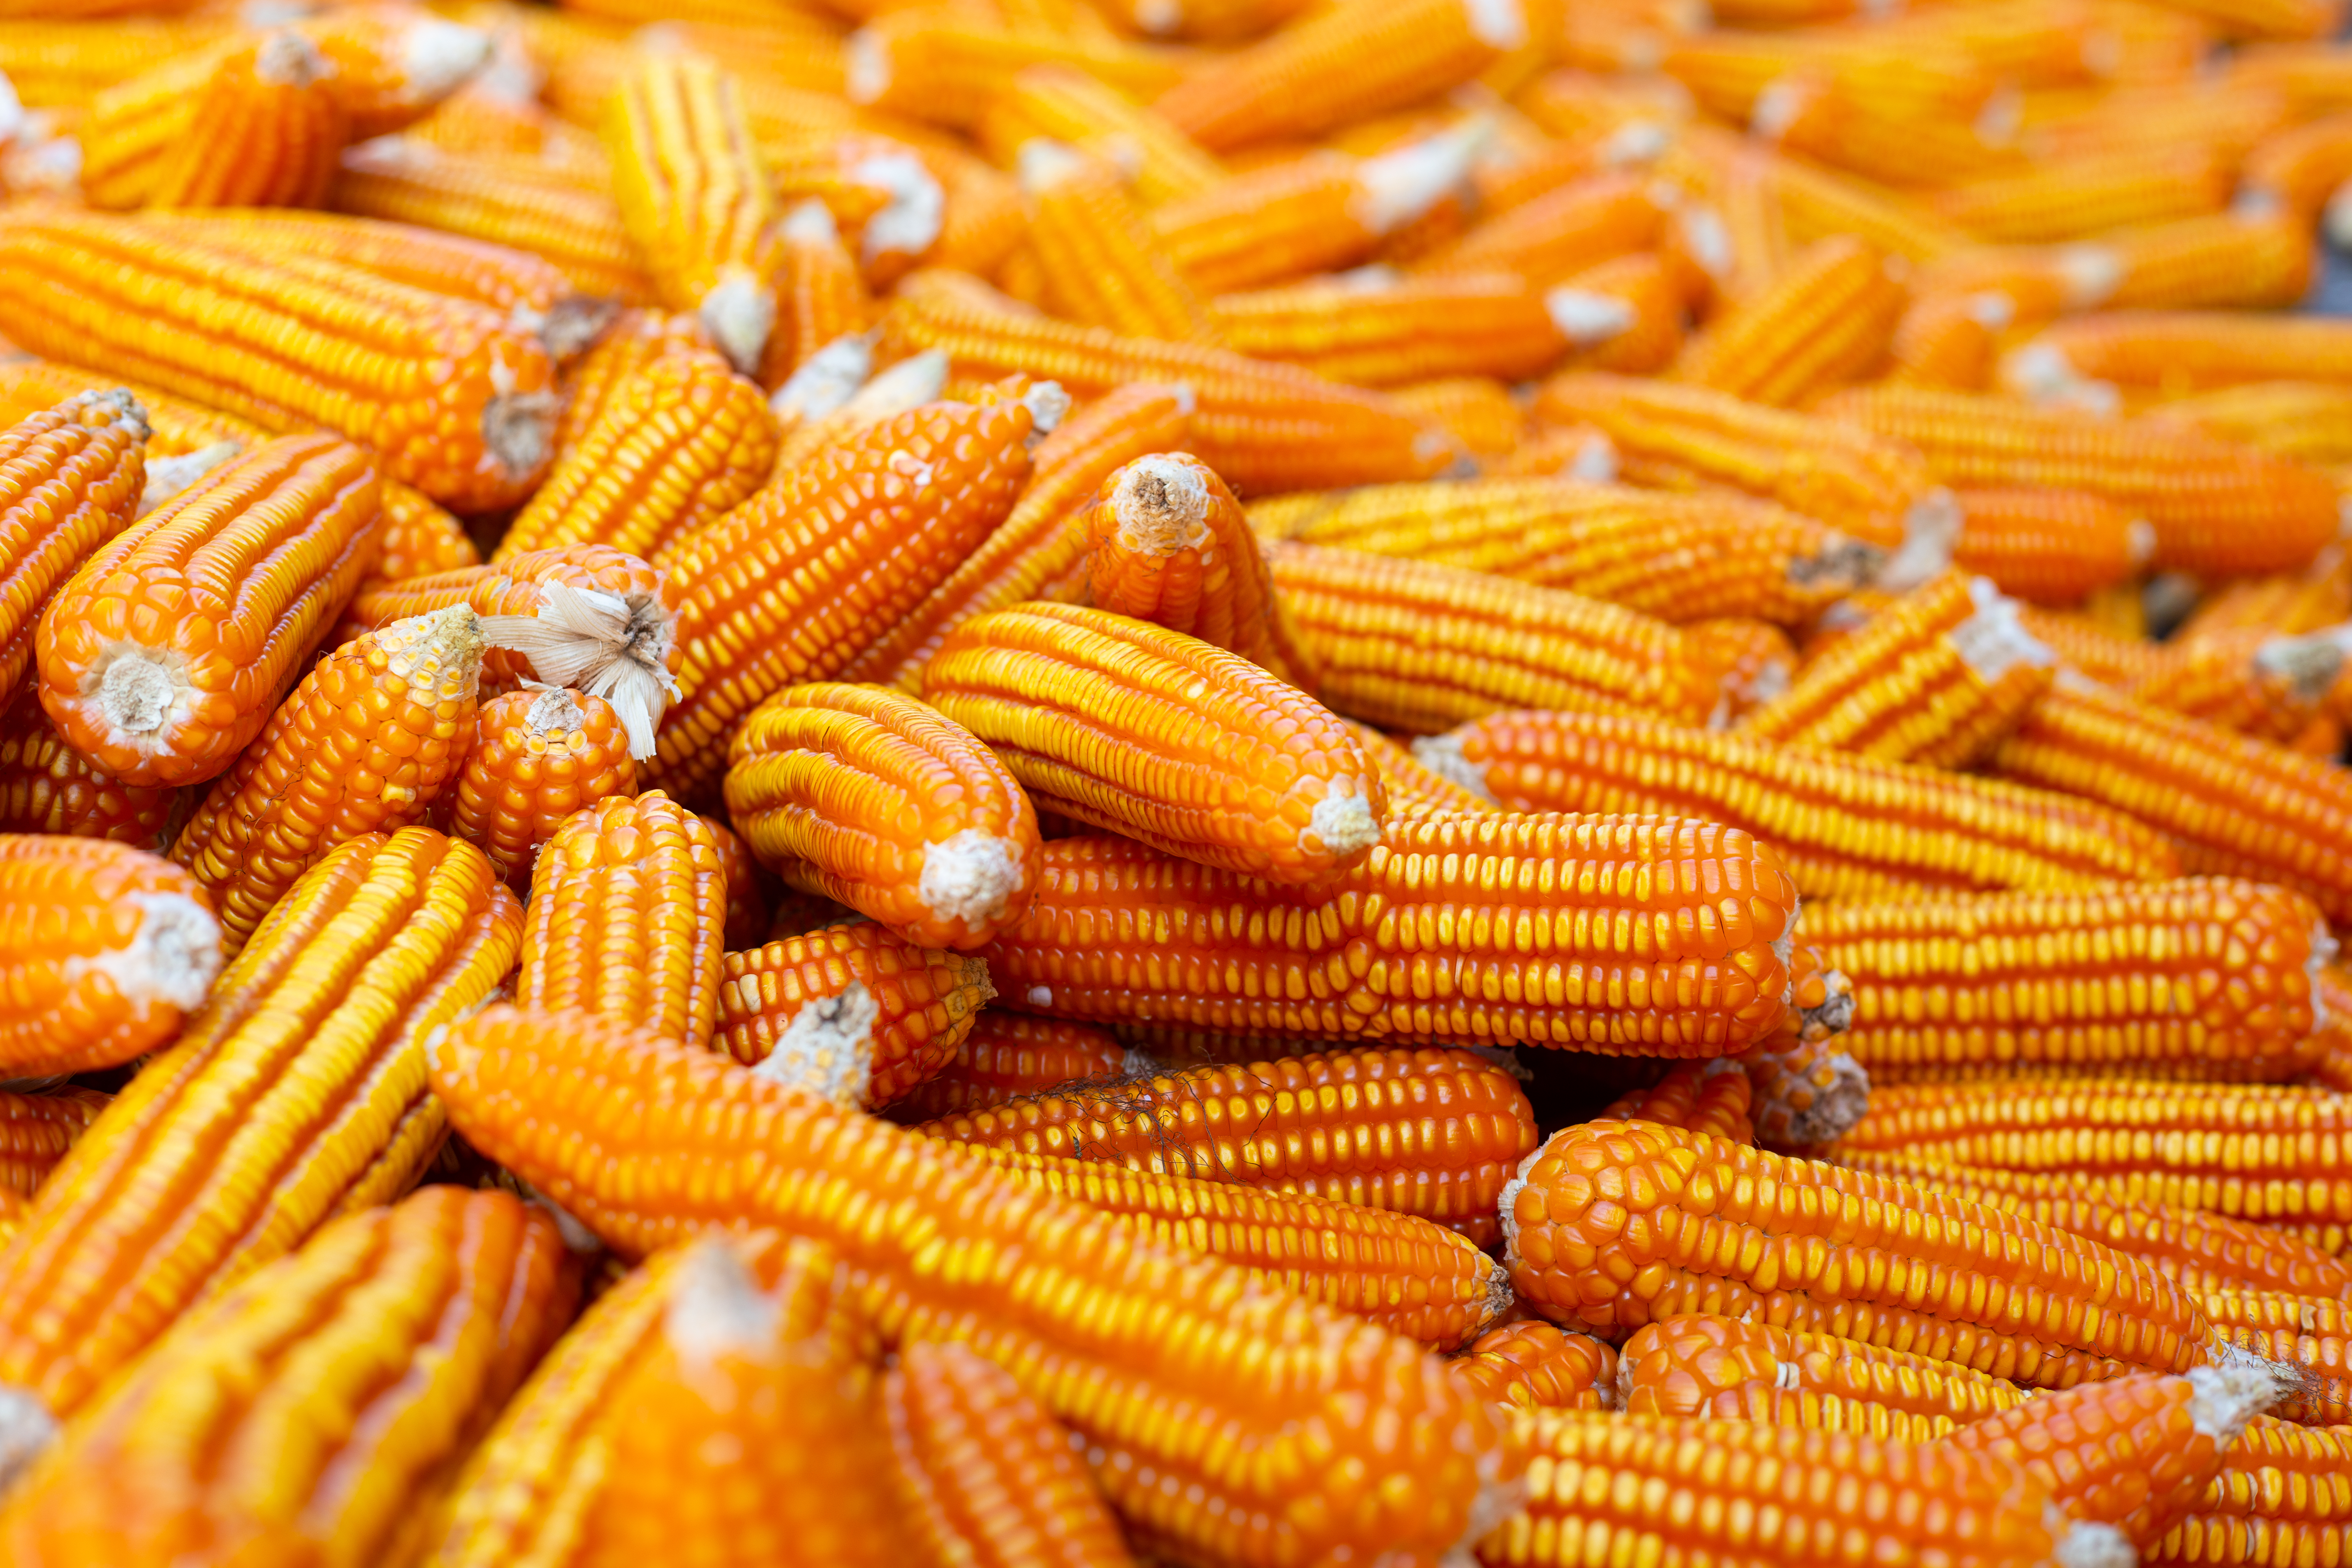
[68,388,149,445]
[1016,139,1089,195]
[1408,732,1499,805]
[483,391,560,487]
[920,829,1031,933]
[1309,790,1382,858]
[784,199,838,245]
[748,979,881,1109]
[397,18,493,101]
[2185,1354,2295,1443]
[479,580,676,760]
[699,266,778,378]
[1877,490,1963,592]
[1112,454,1210,552]
[1754,1048,1869,1146]
[1545,286,1638,349]
[1359,120,1490,238]
[0,1382,55,1494]
[773,332,877,423]
[1951,578,2055,684]
[106,889,222,1014]
[537,297,622,363]
[665,1234,779,1361]
[254,29,329,87]
[2254,628,2349,703]
[852,151,943,267]
[136,440,240,518]
[2060,1522,2136,1568]
[1023,380,1070,439]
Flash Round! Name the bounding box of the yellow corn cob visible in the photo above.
[1426,707,2183,900]
[1752,73,2027,190]
[0,691,174,848]
[1207,270,1595,389]
[1885,290,2012,391]
[2198,1292,2349,1425]
[845,12,1181,133]
[443,685,637,888]
[1018,143,1215,345]
[80,30,347,211]
[554,309,722,456]
[2154,380,2352,464]
[0,827,520,1443]
[884,1012,1130,1121]
[0,18,238,108]
[2144,1416,2352,1568]
[1414,169,1669,289]
[2241,110,2352,218]
[1949,486,2152,605]
[1669,235,1905,407]
[1933,145,2233,244]
[0,1087,108,1204]
[1449,1322,1619,1413]
[2121,625,2345,744]
[359,481,481,594]
[979,65,1223,208]
[0,1185,576,1564]
[1603,1060,1757,1144]
[761,200,869,388]
[2029,76,2294,165]
[0,389,150,701]
[170,606,483,954]
[1658,29,2001,125]
[2048,212,2319,312]
[2023,311,2352,402]
[1387,377,1526,459]
[978,820,1800,1054]
[2017,606,2171,686]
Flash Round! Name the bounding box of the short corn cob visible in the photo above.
[0,828,520,1433]
[1415,170,1668,288]
[2199,1292,2349,1426]
[428,1004,1522,1568]
[1537,374,1947,550]
[606,56,782,374]
[1617,1315,2034,1439]
[0,1185,575,1563]
[763,201,869,388]
[0,390,150,701]
[978,819,1800,1054]
[0,1087,108,1203]
[654,383,1044,802]
[2019,311,2352,397]
[80,30,346,212]
[1427,707,2181,901]
[443,685,637,887]
[516,790,725,1051]
[1387,377,1526,459]
[359,481,481,594]
[1449,1322,1619,1413]
[2123,625,2345,744]
[1018,143,1214,345]
[1341,717,1498,816]
[1885,290,2010,391]
[1545,251,1689,376]
[2155,380,2352,464]
[2145,1416,2352,1568]
[1816,383,2340,579]
[37,433,383,789]
[554,309,723,456]
[1669,235,1905,407]
[1933,146,2233,244]
[979,65,1222,208]
[1602,1060,1756,1145]
[1950,486,2152,604]
[0,209,561,512]
[882,270,1457,494]
[886,1012,1130,1121]
[844,12,1180,133]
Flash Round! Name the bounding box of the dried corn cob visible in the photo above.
[762,201,868,389]
[1019,143,1214,345]
[1207,270,1583,390]
[1751,73,2026,190]
[1690,618,1796,725]
[2066,212,2318,312]
[2018,311,2352,398]
[1387,377,1525,459]
[1427,707,2180,900]
[978,819,1800,1054]
[0,1185,575,1564]
[80,30,346,212]
[765,347,955,472]
[0,827,520,1436]
[554,309,721,455]
[1885,290,2011,391]
[0,18,239,107]
[886,1013,1130,1121]
[1602,1060,1756,1145]
[845,12,1179,133]
[2199,1292,2349,1425]
[1934,146,2233,245]
[360,482,480,594]
[2123,626,2345,744]
[979,66,1222,208]
[1546,251,1689,377]
[1669,236,1905,407]
[1450,1322,1618,1413]
[2018,606,2171,686]
[1950,487,2152,605]
[1415,169,1669,288]
[2145,1415,2352,1568]
[444,685,637,887]
[170,606,482,953]
[2154,380,2352,465]
[38,434,383,789]
[428,1004,1523,1568]
[0,389,149,701]
[0,1087,108,1204]
[1740,1036,1872,1154]
[516,790,724,1051]
[0,209,560,512]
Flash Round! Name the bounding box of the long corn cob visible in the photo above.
[2199,1292,2349,1425]
[978,65,1222,208]
[844,12,1180,133]
[1018,143,1213,344]
[443,685,637,887]
[554,309,722,455]
[1933,146,2234,244]
[0,389,150,701]
[0,1186,576,1564]
[0,209,561,512]
[428,1004,1524,1568]
[1388,377,1526,460]
[2015,312,2352,397]
[1207,270,1590,389]
[0,1087,108,1204]
[0,18,239,107]
[1414,169,1669,288]
[1950,486,2153,604]
[1425,707,2181,900]
[2059,212,2318,313]
[0,828,520,1440]
[2153,380,2352,464]
[2121,625,2345,744]
[80,30,346,212]
[885,1012,1130,1121]
[978,820,1800,1054]
[1449,1322,1619,1413]
[2145,1416,2352,1568]
[1602,1060,1756,1144]
[1669,235,1906,407]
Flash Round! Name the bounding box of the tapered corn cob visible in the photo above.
[978,820,1800,1054]
[979,66,1222,208]
[1751,74,2027,191]
[2145,1416,2352,1568]
[899,278,1460,497]
[1950,487,2152,605]
[886,1013,1130,1121]
[1617,1315,2034,1439]
[1415,170,1669,288]
[2018,312,2352,398]
[0,1185,575,1563]
[1669,236,1905,407]
[1547,251,1690,377]
[1602,1060,1756,1145]
[2199,1292,2349,1425]
[2122,626,2345,744]
[605,56,781,375]
[654,383,1044,802]
[762,201,868,389]
[554,309,721,453]
[0,390,149,701]
[1450,1322,1619,1413]
[361,481,480,593]
[1817,383,2340,578]
[1933,146,2233,245]
[2053,212,2318,313]
[1265,542,1730,734]
[80,30,346,212]
[1426,707,2180,900]
[0,836,219,1081]
[2154,380,2352,464]
[444,685,637,887]
[37,434,383,790]
[844,12,1180,133]
[1537,374,1948,550]
[293,7,490,139]
[0,828,520,1437]
[515,790,724,1051]
[0,209,560,512]
[170,606,482,954]
[1388,377,1526,459]
[1018,143,1214,345]
[0,1087,108,1204]
[427,1004,1522,1568]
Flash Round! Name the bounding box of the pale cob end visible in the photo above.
[255,29,329,87]
[136,440,240,517]
[1309,790,1383,858]
[482,390,561,488]
[479,580,677,761]
[398,18,493,103]
[772,332,876,423]
[664,1234,780,1362]
[749,980,882,1109]
[1949,577,2056,684]
[698,264,777,377]
[98,891,222,1014]
[1877,488,1963,591]
[1544,287,1638,349]
[0,1381,55,1491]
[1353,119,1488,236]
[1110,455,1212,553]
[918,829,1030,934]
[2056,1522,2136,1568]
[1409,732,1501,805]
[849,150,943,267]
[2185,1354,2297,1443]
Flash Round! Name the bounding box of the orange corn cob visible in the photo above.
[2018,311,2352,397]
[1618,1315,2034,1439]
[515,790,725,1051]
[1547,251,1690,377]
[838,382,1193,691]
[359,482,480,594]
[885,1012,1130,1121]
[884,270,1457,495]
[427,1004,1522,1568]
[1387,377,1525,459]
[1669,235,1906,407]
[0,18,239,107]
[1089,0,1316,40]
[0,208,560,512]
[170,606,482,954]
[0,828,521,1437]
[37,434,383,789]
[1509,1118,2215,1388]
[1885,290,2011,391]
[0,1185,575,1565]
[1340,717,1498,815]
[0,836,218,1080]
[1751,74,2027,191]
[2061,212,2318,313]
[1427,707,2180,900]
[1690,618,1797,725]
[722,683,1040,950]
[2020,607,2171,686]
[1950,486,2152,605]
[1450,1322,1619,1413]
[2241,110,2352,217]
[2145,1415,2352,1568]
[1933,146,2233,244]
[1656,30,1999,125]
[762,200,869,388]
[653,382,1046,802]
[443,685,637,887]
[1601,1060,1757,1145]
[2153,380,2352,464]
[2123,625,2346,744]
[978,65,1223,208]
[1537,374,1948,550]
[922,603,1384,885]
[2179,548,2352,640]
[0,1087,108,1203]
[1415,170,1669,288]
[1207,270,1591,389]
[978,820,1800,1054]
[1019,143,1215,345]
[553,309,722,456]
[292,6,490,138]
[1265,541,1730,734]
[79,30,346,212]
[2198,1292,2349,1425]
[0,389,149,701]
[606,55,781,375]
[844,12,1180,134]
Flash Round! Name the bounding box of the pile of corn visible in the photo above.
[6,0,2352,1562]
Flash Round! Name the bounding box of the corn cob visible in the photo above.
[839,383,1193,692]
[2154,380,2352,464]
[1550,251,1690,377]
[332,137,655,303]
[290,6,490,139]
[170,606,482,954]
[1992,683,2352,925]
[763,348,957,474]
[1207,270,1582,389]
[1669,235,1905,407]
[0,18,239,107]
[2122,626,2345,744]
[1250,477,1876,628]
[2145,1416,2352,1568]
[978,819,1800,1054]
[1018,143,1215,345]
[979,65,1222,208]
[0,389,150,702]
[2199,1292,2349,1425]
[1617,1315,2034,1439]
[0,828,519,1439]
[1428,707,2180,900]
[1933,146,2233,244]
[1537,374,1948,551]
[1450,1322,1619,1413]
[2047,212,2319,313]
[361,482,481,594]
[2020,606,2173,687]
[691,816,763,953]
[2239,110,2352,219]
[2180,549,2352,641]
[429,1003,1522,1567]
[0,209,560,513]
[1656,30,2000,124]
[1414,170,1669,289]
[0,1184,571,1559]
[515,790,725,1051]
[886,1012,1130,1121]
[1752,74,2027,191]
[37,433,383,790]
[554,309,722,456]
[1266,541,1730,735]
[881,270,1456,495]
[0,1087,108,1204]
[1388,378,1526,460]
[1602,1060,1756,1145]
[654,382,1044,803]
[845,12,1179,133]
[1657,123,1976,263]
[1690,618,1796,726]
[80,30,346,212]
[762,201,869,389]
[1885,290,2012,392]
[444,685,637,888]
[1950,486,2152,605]
[2019,312,2352,400]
